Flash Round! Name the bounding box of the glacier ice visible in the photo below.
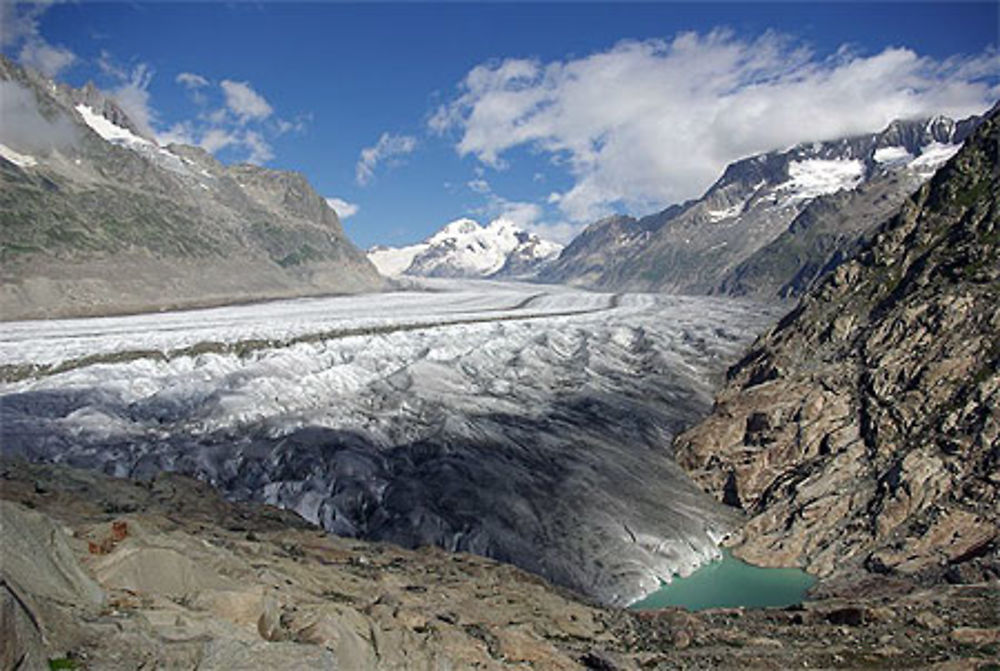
[0,280,779,605]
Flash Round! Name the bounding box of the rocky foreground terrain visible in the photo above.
[674,107,1000,591]
[2,458,998,670]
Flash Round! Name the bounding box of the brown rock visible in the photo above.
[674,110,1000,588]
[950,627,1000,645]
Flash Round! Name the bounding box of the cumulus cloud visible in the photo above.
[462,177,579,243]
[325,197,360,218]
[1,2,77,77]
[356,132,418,185]
[432,31,1000,222]
[221,80,273,123]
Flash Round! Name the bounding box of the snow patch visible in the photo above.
[873,146,913,165]
[370,217,562,279]
[368,243,429,276]
[705,202,744,222]
[75,104,190,175]
[910,142,961,174]
[0,142,38,168]
[777,159,865,204]
[76,104,154,148]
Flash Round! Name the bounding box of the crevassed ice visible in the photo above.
[0,280,778,606]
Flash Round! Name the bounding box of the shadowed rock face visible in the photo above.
[674,105,1000,586]
[0,57,383,320]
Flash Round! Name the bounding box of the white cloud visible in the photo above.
[97,51,156,138]
[241,129,273,164]
[221,80,273,123]
[0,79,77,153]
[325,197,360,218]
[467,178,491,194]
[199,127,238,153]
[274,116,308,135]
[157,121,196,146]
[2,2,77,77]
[524,221,584,246]
[176,72,209,89]
[461,177,575,242]
[18,39,76,77]
[356,132,418,185]
[496,200,543,229]
[432,31,1000,222]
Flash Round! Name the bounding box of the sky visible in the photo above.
[2,2,998,249]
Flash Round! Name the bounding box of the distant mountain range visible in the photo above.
[541,114,980,299]
[0,56,382,320]
[368,218,562,279]
[1,53,986,323]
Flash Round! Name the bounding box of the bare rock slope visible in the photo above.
[0,57,383,320]
[675,104,1000,586]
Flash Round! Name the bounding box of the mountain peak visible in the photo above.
[368,217,562,279]
[432,217,483,241]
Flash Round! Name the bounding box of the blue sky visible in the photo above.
[3,2,998,248]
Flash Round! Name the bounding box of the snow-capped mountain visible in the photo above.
[0,57,382,320]
[541,114,980,297]
[368,218,562,279]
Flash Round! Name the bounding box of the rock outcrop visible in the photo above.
[3,458,999,669]
[0,57,383,320]
[674,104,1000,586]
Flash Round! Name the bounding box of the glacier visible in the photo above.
[0,280,779,606]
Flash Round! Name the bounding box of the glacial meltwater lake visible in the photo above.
[629,550,816,611]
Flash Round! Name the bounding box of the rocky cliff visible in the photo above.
[674,104,999,587]
[0,57,383,320]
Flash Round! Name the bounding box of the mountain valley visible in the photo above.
[1,36,998,671]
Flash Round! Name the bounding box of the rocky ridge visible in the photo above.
[0,57,383,320]
[541,115,978,299]
[673,104,1000,587]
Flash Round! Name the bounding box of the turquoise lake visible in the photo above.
[629,549,816,611]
